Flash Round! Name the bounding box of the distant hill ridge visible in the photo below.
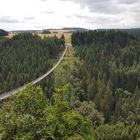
[42,27,88,31]
[0,29,8,36]
[62,27,87,31]
[95,28,140,37]
[9,28,140,37]
[11,28,88,33]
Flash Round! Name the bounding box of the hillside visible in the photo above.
[0,33,65,96]
[121,28,140,37]
[0,29,8,36]
[0,30,140,140]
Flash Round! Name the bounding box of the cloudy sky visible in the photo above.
[0,0,140,31]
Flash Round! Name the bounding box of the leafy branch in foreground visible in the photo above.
[0,85,94,140]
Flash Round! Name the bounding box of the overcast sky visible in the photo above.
[0,0,140,31]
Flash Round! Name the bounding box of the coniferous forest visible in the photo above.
[0,30,140,140]
[0,29,8,37]
[72,30,140,120]
[0,33,65,95]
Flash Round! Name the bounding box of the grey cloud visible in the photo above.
[86,15,123,27]
[66,14,90,19]
[62,0,140,28]
[62,0,122,14]
[41,10,54,14]
[62,0,140,15]
[95,17,123,24]
[34,25,47,29]
[24,17,35,20]
[117,0,139,4]
[65,15,73,19]
[74,15,90,19]
[0,16,22,23]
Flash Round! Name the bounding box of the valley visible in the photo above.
[0,29,140,140]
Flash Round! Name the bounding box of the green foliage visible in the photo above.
[94,123,140,140]
[60,34,65,46]
[1,30,140,140]
[76,101,105,125]
[136,100,140,123]
[71,30,140,122]
[42,30,51,34]
[0,85,93,139]
[0,33,64,95]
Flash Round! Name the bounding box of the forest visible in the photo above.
[96,28,140,38]
[0,30,140,140]
[71,30,140,138]
[0,33,65,96]
[0,29,8,36]
[72,30,140,120]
